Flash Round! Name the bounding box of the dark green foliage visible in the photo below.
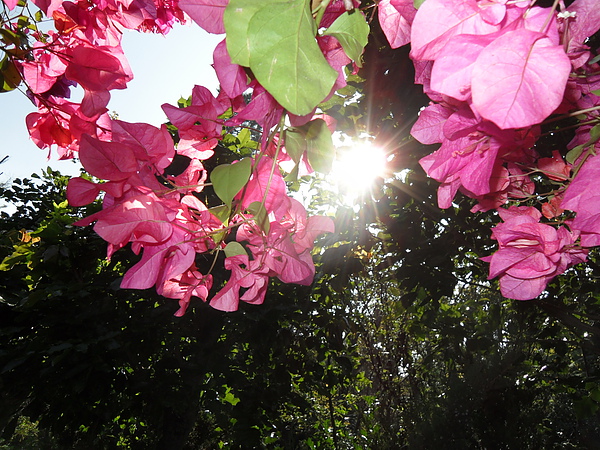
[1,15,600,449]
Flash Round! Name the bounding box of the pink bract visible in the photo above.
[483,209,587,300]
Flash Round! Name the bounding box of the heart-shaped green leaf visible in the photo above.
[224,241,248,258]
[210,158,252,208]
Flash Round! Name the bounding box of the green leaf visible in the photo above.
[222,386,241,406]
[566,144,584,165]
[210,158,252,208]
[590,123,600,144]
[237,127,258,150]
[224,241,248,258]
[224,0,263,67]
[414,0,427,8]
[209,205,231,225]
[0,56,21,92]
[0,28,20,46]
[225,0,337,115]
[305,119,335,173]
[566,124,600,164]
[323,11,369,67]
[283,129,307,164]
[285,119,335,173]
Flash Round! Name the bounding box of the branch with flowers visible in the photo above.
[2,0,600,312]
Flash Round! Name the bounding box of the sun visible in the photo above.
[330,140,389,197]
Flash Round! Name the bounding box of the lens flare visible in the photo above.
[331,141,388,196]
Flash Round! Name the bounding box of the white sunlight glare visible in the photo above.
[330,140,388,197]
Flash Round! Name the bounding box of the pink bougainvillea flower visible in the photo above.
[563,0,600,68]
[210,254,271,312]
[178,0,227,34]
[542,194,565,220]
[471,29,571,129]
[319,0,361,28]
[213,39,248,99]
[162,85,226,142]
[4,0,19,10]
[561,153,600,247]
[236,156,290,220]
[410,102,452,145]
[410,0,500,61]
[537,150,571,181]
[111,120,175,172]
[158,267,213,317]
[318,35,352,94]
[468,162,534,213]
[430,32,496,102]
[378,0,416,49]
[482,207,587,300]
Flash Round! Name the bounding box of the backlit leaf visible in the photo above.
[225,0,337,115]
[210,158,252,208]
[305,119,335,173]
[324,11,369,67]
[224,241,248,258]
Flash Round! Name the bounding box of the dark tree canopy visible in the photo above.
[2,0,600,448]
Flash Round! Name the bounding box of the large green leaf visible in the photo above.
[223,0,262,66]
[210,158,252,208]
[225,0,337,116]
[323,11,369,67]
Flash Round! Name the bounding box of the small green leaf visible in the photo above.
[589,54,600,65]
[592,89,600,96]
[0,28,19,46]
[0,57,21,92]
[210,158,252,208]
[414,0,427,8]
[237,127,258,150]
[17,15,30,28]
[224,241,248,258]
[284,163,300,184]
[589,123,600,144]
[222,386,241,405]
[208,205,230,245]
[566,144,585,165]
[209,205,231,225]
[323,11,369,67]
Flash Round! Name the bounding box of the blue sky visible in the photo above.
[1,24,222,183]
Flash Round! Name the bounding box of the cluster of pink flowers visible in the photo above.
[5,0,373,313]
[481,206,587,300]
[9,0,600,306]
[15,0,185,159]
[379,0,600,300]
